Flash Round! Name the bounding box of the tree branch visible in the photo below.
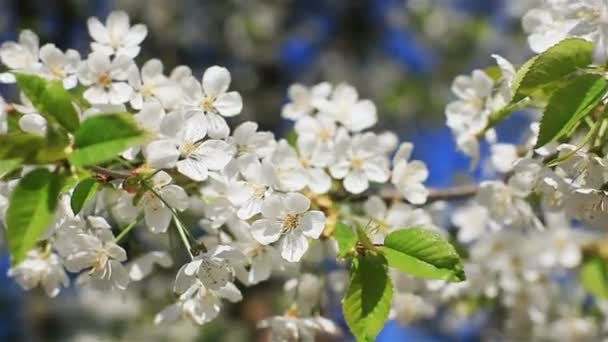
[90,166,132,180]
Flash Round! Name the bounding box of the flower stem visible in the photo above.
[115,218,140,243]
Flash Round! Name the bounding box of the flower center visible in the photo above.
[180,142,199,157]
[97,72,112,89]
[282,214,300,233]
[351,158,364,170]
[200,96,216,113]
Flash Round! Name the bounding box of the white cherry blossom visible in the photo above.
[87,10,147,58]
[8,250,69,297]
[281,82,331,120]
[251,193,326,262]
[0,30,40,82]
[181,66,242,138]
[315,83,377,132]
[330,131,390,194]
[391,142,429,204]
[78,52,134,105]
[145,112,235,181]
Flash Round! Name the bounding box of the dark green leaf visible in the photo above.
[512,38,593,102]
[343,254,393,342]
[6,169,64,264]
[16,73,80,132]
[334,222,357,258]
[536,74,608,148]
[70,177,100,214]
[380,228,465,282]
[69,113,148,167]
[581,256,608,299]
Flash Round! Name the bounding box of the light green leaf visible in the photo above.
[334,222,357,258]
[16,73,80,132]
[6,169,64,264]
[0,159,22,179]
[343,254,393,342]
[380,228,465,282]
[512,38,593,102]
[70,177,100,215]
[581,256,608,299]
[0,132,66,164]
[68,113,148,167]
[535,74,608,148]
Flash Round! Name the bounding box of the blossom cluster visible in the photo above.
[4,3,608,340]
[0,10,433,340]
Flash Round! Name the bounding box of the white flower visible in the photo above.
[155,270,242,326]
[155,281,242,326]
[281,82,331,120]
[227,154,274,220]
[330,131,390,194]
[127,251,173,281]
[8,250,69,297]
[264,140,308,192]
[112,171,189,233]
[14,93,47,136]
[251,193,326,262]
[177,245,245,291]
[229,121,276,161]
[258,314,340,341]
[128,59,182,109]
[87,10,148,58]
[316,83,377,132]
[490,143,519,173]
[452,204,491,243]
[122,101,166,160]
[522,7,574,53]
[297,138,332,194]
[55,231,129,290]
[181,66,242,138]
[78,52,134,105]
[0,30,40,82]
[391,142,429,204]
[0,96,7,134]
[145,112,235,181]
[38,43,80,89]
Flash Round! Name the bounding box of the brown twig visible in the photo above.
[374,183,479,205]
[90,166,132,180]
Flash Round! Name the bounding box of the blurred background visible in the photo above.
[0,0,538,341]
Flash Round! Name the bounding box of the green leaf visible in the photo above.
[6,169,64,264]
[70,177,100,215]
[334,223,357,258]
[16,73,80,132]
[0,159,22,179]
[69,113,149,167]
[0,130,68,164]
[380,228,465,282]
[581,256,608,299]
[512,38,593,102]
[343,254,393,342]
[535,74,608,148]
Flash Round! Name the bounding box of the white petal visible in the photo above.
[205,112,229,139]
[195,139,234,170]
[300,211,325,239]
[144,202,172,233]
[177,158,209,181]
[87,17,110,44]
[251,219,282,245]
[202,66,231,97]
[214,91,242,117]
[280,233,309,262]
[160,184,189,211]
[344,170,369,194]
[284,192,310,214]
[145,140,179,168]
